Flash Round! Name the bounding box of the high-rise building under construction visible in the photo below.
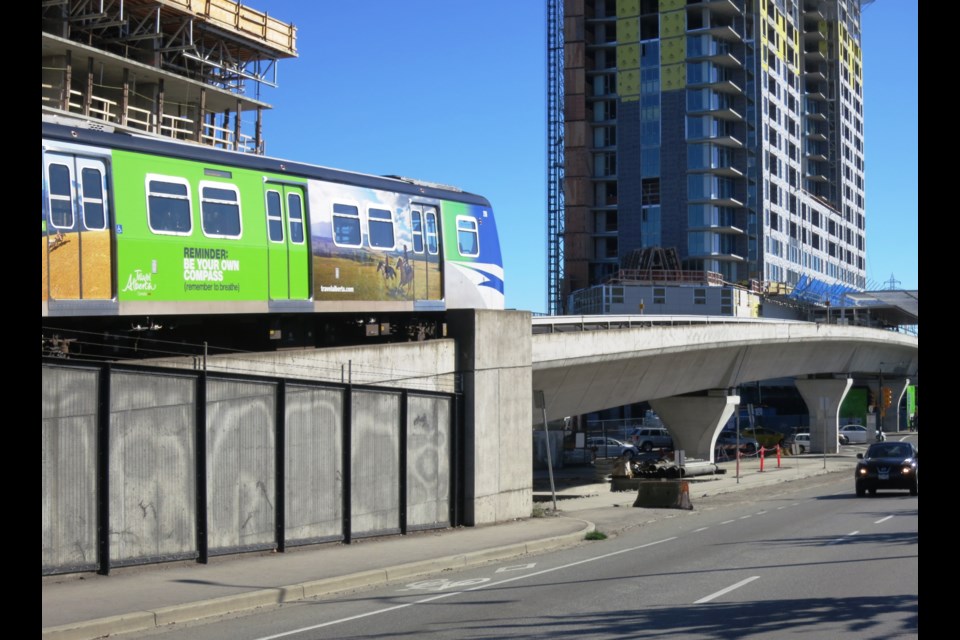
[547,0,867,314]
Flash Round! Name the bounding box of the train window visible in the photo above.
[146,175,192,235]
[456,216,480,257]
[288,193,305,244]
[47,163,74,229]
[425,211,439,255]
[265,190,284,242]
[332,203,361,247]
[81,167,107,230]
[200,182,242,238]
[368,208,395,249]
[411,211,425,253]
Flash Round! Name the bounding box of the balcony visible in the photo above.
[687,222,746,234]
[804,126,828,142]
[687,35,744,68]
[804,67,828,83]
[803,22,828,43]
[686,0,743,17]
[805,144,829,162]
[687,25,743,44]
[688,74,744,95]
[804,99,828,121]
[805,160,829,182]
[804,46,828,63]
[686,249,746,262]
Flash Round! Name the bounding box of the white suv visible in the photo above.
[630,427,674,452]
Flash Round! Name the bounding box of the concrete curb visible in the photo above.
[41,519,595,640]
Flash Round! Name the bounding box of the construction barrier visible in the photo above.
[633,480,693,510]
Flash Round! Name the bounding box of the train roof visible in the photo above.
[42,116,492,207]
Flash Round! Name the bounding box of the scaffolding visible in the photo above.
[546,0,564,315]
[41,0,298,153]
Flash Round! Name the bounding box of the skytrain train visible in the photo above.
[41,117,503,353]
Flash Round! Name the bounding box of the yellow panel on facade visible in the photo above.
[660,10,685,38]
[618,68,641,100]
[660,36,685,65]
[618,17,639,44]
[618,43,641,70]
[660,63,685,91]
[617,0,639,17]
[659,0,685,11]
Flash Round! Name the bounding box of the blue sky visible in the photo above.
[255,1,917,312]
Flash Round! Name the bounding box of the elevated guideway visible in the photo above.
[532,315,918,460]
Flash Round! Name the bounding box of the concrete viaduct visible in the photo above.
[531,314,918,461]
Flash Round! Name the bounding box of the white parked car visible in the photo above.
[839,424,869,444]
[586,437,639,459]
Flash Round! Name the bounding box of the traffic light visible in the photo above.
[882,387,893,410]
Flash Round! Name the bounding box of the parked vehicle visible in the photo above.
[629,427,674,452]
[782,432,847,453]
[715,433,759,454]
[741,427,784,449]
[855,442,918,496]
[784,432,811,453]
[586,437,639,459]
[839,424,869,444]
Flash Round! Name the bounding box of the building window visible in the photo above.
[653,288,666,305]
[642,178,660,205]
[694,289,706,305]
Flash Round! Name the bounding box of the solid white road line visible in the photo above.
[694,576,761,604]
[256,536,679,639]
[828,531,859,545]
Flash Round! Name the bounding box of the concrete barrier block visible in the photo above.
[633,480,693,510]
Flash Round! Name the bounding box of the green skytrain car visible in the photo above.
[42,117,503,352]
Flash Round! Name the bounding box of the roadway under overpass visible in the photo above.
[532,316,918,461]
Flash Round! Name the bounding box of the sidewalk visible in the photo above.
[42,451,858,640]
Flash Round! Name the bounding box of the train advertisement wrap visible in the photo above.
[42,122,504,318]
[307,181,443,303]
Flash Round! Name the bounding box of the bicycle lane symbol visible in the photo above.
[397,577,490,593]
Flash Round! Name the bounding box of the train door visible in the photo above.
[410,204,442,301]
[42,152,113,301]
[264,182,310,300]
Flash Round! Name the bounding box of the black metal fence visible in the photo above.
[42,360,460,575]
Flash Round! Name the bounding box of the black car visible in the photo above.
[855,442,918,497]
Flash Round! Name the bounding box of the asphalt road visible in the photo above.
[120,470,918,640]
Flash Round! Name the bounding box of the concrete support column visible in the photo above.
[881,377,911,434]
[650,393,739,463]
[448,310,533,525]
[795,378,852,454]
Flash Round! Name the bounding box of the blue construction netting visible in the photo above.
[787,275,860,307]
